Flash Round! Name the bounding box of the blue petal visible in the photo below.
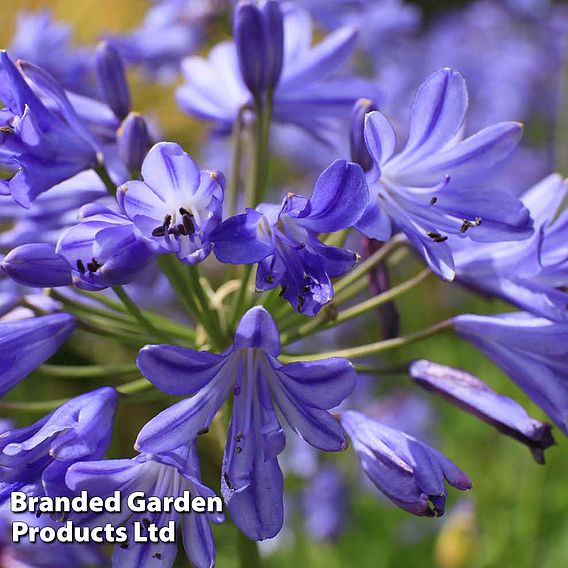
[233,307,281,356]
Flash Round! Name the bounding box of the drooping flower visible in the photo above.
[452,174,568,322]
[340,410,471,517]
[67,444,223,568]
[118,142,224,265]
[56,209,154,291]
[0,51,100,207]
[176,4,377,139]
[355,68,533,280]
[0,387,118,503]
[211,159,367,315]
[410,359,555,463]
[453,312,568,436]
[0,312,75,395]
[94,42,131,122]
[136,306,356,540]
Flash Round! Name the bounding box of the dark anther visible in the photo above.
[302,284,311,293]
[177,223,188,236]
[235,432,243,442]
[235,446,242,454]
[430,196,438,205]
[153,553,162,560]
[427,231,448,243]
[152,226,166,237]
[279,285,288,297]
[179,207,193,217]
[0,125,15,134]
[224,472,234,490]
[76,259,86,274]
[265,274,275,284]
[298,294,305,311]
[197,427,209,436]
[35,510,42,518]
[87,258,101,273]
[164,214,172,227]
[182,214,195,236]
[143,518,151,529]
[460,217,483,233]
[120,542,129,549]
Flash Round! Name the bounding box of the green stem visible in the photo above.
[37,364,139,379]
[281,268,432,345]
[230,264,253,331]
[94,163,117,196]
[280,319,453,362]
[112,286,173,343]
[158,255,201,318]
[237,530,262,568]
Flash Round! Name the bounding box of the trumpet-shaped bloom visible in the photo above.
[118,142,224,265]
[0,51,100,207]
[454,312,568,436]
[410,359,555,463]
[0,387,118,503]
[136,307,356,540]
[340,410,471,516]
[0,312,75,395]
[176,5,377,138]
[211,160,367,315]
[67,445,223,568]
[56,210,154,291]
[452,174,568,321]
[355,68,533,280]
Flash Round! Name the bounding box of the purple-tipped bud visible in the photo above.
[410,359,555,464]
[234,0,284,99]
[117,112,151,174]
[1,244,72,288]
[95,42,131,120]
[350,98,377,172]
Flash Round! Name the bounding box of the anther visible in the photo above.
[427,231,448,243]
[197,427,209,436]
[279,285,288,297]
[265,274,275,284]
[224,472,234,490]
[430,197,438,205]
[298,294,305,311]
[152,226,166,237]
[76,259,86,274]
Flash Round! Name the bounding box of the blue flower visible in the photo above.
[0,312,75,396]
[454,312,568,436]
[410,359,555,464]
[56,209,154,291]
[94,42,131,122]
[340,410,472,517]
[452,174,568,322]
[67,444,222,568]
[355,68,533,280]
[176,4,377,138]
[135,306,356,540]
[211,160,368,315]
[0,387,118,503]
[0,51,100,207]
[118,142,224,265]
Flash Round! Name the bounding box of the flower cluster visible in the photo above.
[1,1,567,567]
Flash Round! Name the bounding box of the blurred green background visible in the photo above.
[2,2,568,568]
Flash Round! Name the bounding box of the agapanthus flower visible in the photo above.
[454,312,568,437]
[410,359,555,464]
[56,209,154,291]
[355,68,533,280]
[9,9,94,97]
[0,387,118,503]
[94,42,131,122]
[118,142,224,265]
[452,174,568,322]
[0,312,75,395]
[136,306,356,540]
[176,4,377,139]
[211,160,367,315]
[340,410,471,517]
[0,51,100,207]
[67,444,222,568]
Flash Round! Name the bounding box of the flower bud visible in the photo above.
[95,41,131,120]
[234,0,284,99]
[1,243,72,287]
[117,112,151,174]
[350,98,377,172]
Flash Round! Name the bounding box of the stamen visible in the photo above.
[197,427,209,436]
[87,258,101,273]
[298,294,305,311]
[430,197,438,205]
[224,472,234,491]
[427,231,448,243]
[459,217,483,233]
[151,226,166,237]
[265,274,275,283]
[279,285,288,297]
[76,259,86,274]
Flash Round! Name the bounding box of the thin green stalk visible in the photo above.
[37,364,139,379]
[94,163,117,196]
[230,264,253,331]
[281,268,431,345]
[280,319,453,362]
[237,531,262,568]
[113,286,173,343]
[158,255,201,317]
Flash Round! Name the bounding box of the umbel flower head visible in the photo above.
[340,410,472,517]
[355,67,533,280]
[118,142,225,265]
[135,306,357,540]
[211,159,368,315]
[67,444,223,568]
[0,387,118,503]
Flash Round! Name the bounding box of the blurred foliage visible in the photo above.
[2,1,568,568]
